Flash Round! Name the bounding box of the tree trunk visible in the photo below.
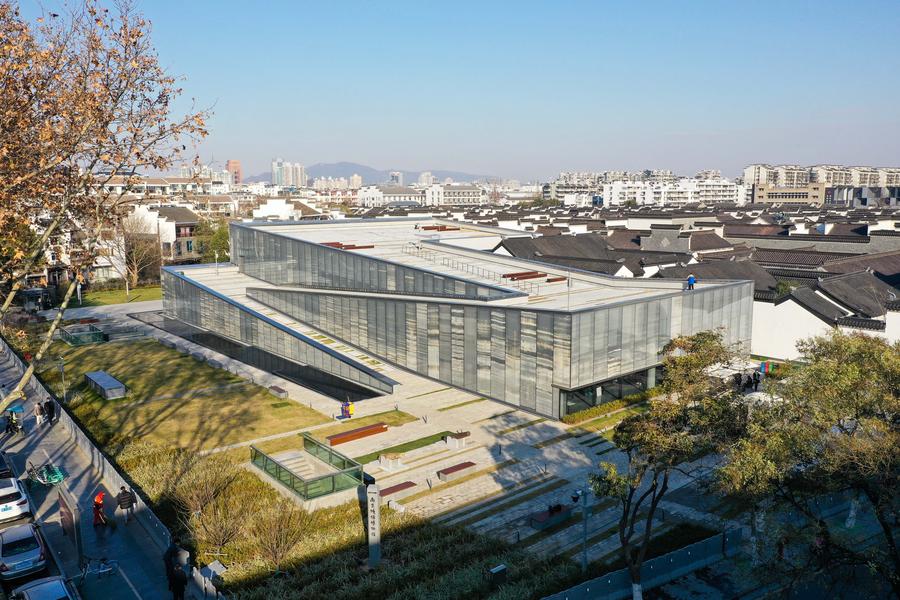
[0,276,78,410]
[631,582,643,600]
[844,495,858,529]
[0,210,65,322]
[751,508,766,565]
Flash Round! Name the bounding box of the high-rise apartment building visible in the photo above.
[417,171,433,186]
[349,174,363,189]
[271,159,307,188]
[389,171,403,186]
[225,159,242,185]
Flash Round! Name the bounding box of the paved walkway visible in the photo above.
[1,344,170,600]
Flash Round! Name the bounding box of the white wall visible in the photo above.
[751,299,834,359]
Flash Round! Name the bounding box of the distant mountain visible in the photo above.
[242,162,496,185]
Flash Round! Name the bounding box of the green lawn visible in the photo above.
[309,409,418,442]
[353,430,452,464]
[37,338,328,451]
[436,397,485,412]
[75,285,162,307]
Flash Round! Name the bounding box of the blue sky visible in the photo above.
[27,1,900,180]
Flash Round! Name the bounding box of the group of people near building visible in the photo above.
[735,369,762,392]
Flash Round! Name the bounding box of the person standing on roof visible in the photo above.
[686,273,696,290]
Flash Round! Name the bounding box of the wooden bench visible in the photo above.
[528,504,573,530]
[326,423,387,446]
[380,481,416,497]
[436,461,476,482]
[268,385,288,399]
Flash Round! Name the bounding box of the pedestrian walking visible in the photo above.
[33,403,44,428]
[116,486,136,524]
[752,370,761,392]
[92,491,108,527]
[43,399,55,424]
[163,541,178,590]
[686,273,696,290]
[171,565,188,600]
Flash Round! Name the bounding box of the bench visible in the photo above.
[380,481,416,497]
[326,423,387,446]
[268,385,288,399]
[528,504,573,530]
[443,431,470,449]
[436,461,476,482]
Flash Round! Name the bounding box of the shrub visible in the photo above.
[561,386,661,425]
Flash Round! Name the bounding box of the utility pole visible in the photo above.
[215,250,219,276]
[572,488,588,573]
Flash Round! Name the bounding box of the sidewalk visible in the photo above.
[1,346,170,600]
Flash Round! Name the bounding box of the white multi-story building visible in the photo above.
[389,171,404,186]
[423,184,485,206]
[313,177,349,191]
[603,178,743,206]
[357,185,422,207]
[851,167,881,187]
[747,163,900,190]
[417,171,434,186]
[810,165,853,186]
[743,164,809,188]
[349,173,363,189]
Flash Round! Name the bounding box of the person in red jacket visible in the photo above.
[93,491,108,527]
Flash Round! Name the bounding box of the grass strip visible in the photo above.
[573,405,648,444]
[431,472,552,522]
[376,445,480,480]
[584,437,610,448]
[520,499,618,548]
[455,477,570,529]
[562,524,620,560]
[436,398,486,412]
[532,432,573,449]
[310,409,417,441]
[473,409,517,424]
[407,386,452,399]
[353,430,452,465]
[398,459,518,505]
[496,417,547,436]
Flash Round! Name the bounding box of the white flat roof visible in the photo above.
[239,218,744,311]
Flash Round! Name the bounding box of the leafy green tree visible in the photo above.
[194,219,230,263]
[717,331,900,597]
[590,331,745,600]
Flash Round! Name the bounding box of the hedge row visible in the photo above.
[561,386,661,425]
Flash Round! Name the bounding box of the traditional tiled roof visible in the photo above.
[816,271,898,318]
[751,247,861,268]
[658,260,777,294]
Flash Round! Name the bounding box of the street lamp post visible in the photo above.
[214,250,219,276]
[572,488,589,573]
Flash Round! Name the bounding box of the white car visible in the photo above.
[11,576,78,600]
[0,478,31,523]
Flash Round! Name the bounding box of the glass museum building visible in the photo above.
[161,218,753,419]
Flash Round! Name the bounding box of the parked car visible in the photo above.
[0,523,46,580]
[0,478,32,523]
[11,576,78,600]
[0,451,16,479]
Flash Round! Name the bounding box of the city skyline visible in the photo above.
[20,0,896,181]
